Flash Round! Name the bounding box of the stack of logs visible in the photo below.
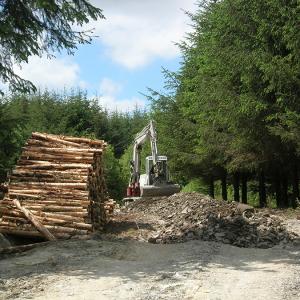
[0,132,116,240]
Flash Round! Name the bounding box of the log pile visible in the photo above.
[0,132,116,240]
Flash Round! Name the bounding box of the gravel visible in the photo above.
[126,192,299,248]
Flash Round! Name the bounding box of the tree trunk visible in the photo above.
[259,171,267,208]
[221,171,227,201]
[209,176,215,198]
[241,174,247,204]
[292,163,299,208]
[282,176,289,208]
[275,176,283,208]
[233,173,240,202]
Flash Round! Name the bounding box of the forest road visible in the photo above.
[0,235,300,300]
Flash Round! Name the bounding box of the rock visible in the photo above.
[292,239,300,246]
[215,232,226,239]
[148,237,158,243]
[181,207,191,214]
[236,203,254,214]
[194,228,204,237]
[186,231,194,239]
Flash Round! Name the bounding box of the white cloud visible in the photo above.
[97,77,146,112]
[90,0,196,69]
[98,94,146,112]
[0,1,197,94]
[14,56,80,90]
[99,77,122,95]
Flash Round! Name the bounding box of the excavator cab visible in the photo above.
[138,156,180,197]
[144,156,168,185]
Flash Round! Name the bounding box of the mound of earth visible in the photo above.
[126,192,298,248]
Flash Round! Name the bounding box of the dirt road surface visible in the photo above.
[0,231,300,299]
[1,195,300,300]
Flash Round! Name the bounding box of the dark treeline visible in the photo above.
[149,0,300,208]
[0,90,148,200]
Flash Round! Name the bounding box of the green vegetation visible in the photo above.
[103,146,127,202]
[182,179,209,195]
[0,0,104,94]
[0,0,299,207]
[0,91,148,200]
[149,0,300,208]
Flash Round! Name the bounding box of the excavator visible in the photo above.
[126,120,180,198]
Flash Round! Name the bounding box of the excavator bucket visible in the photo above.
[140,183,181,197]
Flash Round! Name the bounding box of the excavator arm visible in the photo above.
[130,120,158,188]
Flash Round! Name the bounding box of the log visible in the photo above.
[19,205,87,213]
[9,191,89,200]
[8,197,92,208]
[12,199,56,241]
[20,157,94,165]
[26,139,66,149]
[18,159,93,167]
[32,132,85,148]
[22,149,94,157]
[7,192,41,199]
[4,221,89,236]
[10,182,88,190]
[0,208,86,223]
[0,227,43,238]
[2,216,29,223]
[1,199,90,207]
[24,199,90,206]
[53,211,89,217]
[9,189,89,197]
[38,218,92,230]
[22,146,102,154]
[21,152,94,163]
[60,136,106,147]
[12,169,88,177]
[0,208,26,218]
[43,225,88,235]
[10,176,87,183]
[15,162,91,170]
[0,241,50,255]
[2,215,92,230]
[31,210,88,221]
[0,227,71,239]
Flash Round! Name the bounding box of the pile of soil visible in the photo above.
[126,192,298,248]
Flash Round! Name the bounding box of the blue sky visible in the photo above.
[74,41,182,109]
[12,0,197,111]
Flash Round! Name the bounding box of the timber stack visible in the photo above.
[0,132,116,240]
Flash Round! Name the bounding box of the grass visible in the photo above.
[182,178,280,208]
